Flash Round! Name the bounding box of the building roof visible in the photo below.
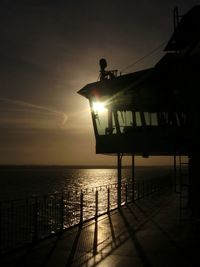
[78,68,155,99]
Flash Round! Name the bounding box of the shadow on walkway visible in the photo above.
[119,208,153,267]
[1,191,199,267]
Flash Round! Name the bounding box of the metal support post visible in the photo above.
[125,184,128,204]
[107,188,110,213]
[174,154,178,193]
[117,153,123,208]
[32,197,38,244]
[60,192,64,232]
[80,191,83,225]
[95,190,98,219]
[132,154,135,202]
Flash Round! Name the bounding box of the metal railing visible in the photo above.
[0,175,172,254]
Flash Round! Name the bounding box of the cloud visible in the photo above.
[0,97,68,129]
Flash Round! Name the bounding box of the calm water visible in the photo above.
[0,165,173,201]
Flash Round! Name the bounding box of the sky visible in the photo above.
[0,0,198,166]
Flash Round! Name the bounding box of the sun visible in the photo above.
[92,102,106,113]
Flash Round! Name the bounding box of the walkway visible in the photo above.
[1,190,199,267]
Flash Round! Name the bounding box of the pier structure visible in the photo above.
[78,6,200,216]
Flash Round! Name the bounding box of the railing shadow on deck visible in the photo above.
[0,175,173,255]
[67,192,170,267]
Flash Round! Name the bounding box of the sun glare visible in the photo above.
[92,102,106,113]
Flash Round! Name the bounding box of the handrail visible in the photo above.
[0,175,172,254]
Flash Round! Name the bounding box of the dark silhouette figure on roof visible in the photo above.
[99,58,117,80]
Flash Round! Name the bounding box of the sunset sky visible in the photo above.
[0,0,197,166]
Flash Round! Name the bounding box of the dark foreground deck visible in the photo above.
[1,190,199,267]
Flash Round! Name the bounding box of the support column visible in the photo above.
[108,110,113,134]
[117,153,123,207]
[174,154,177,193]
[132,154,135,202]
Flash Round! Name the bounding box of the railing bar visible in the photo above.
[0,177,172,253]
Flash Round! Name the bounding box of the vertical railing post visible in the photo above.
[132,154,135,202]
[125,184,128,204]
[60,192,64,232]
[95,190,98,219]
[32,196,38,244]
[117,153,122,208]
[80,191,83,226]
[107,188,110,213]
[174,154,177,193]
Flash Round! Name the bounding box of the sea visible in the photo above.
[0,165,173,201]
[0,165,174,252]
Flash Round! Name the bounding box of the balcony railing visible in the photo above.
[0,176,172,254]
